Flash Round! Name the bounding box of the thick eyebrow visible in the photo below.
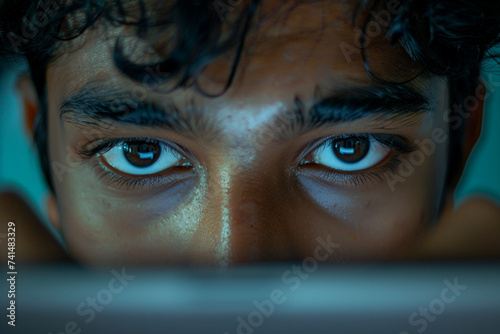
[287,85,431,135]
[60,83,430,140]
[60,85,219,140]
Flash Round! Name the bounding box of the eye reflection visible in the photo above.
[100,139,189,176]
[304,135,392,172]
[333,137,370,163]
[123,141,160,167]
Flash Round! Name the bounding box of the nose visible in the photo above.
[198,163,296,266]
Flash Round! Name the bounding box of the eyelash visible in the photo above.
[298,133,417,188]
[302,157,403,188]
[91,163,176,191]
[78,137,188,191]
[307,133,417,155]
[78,133,416,191]
[77,137,160,157]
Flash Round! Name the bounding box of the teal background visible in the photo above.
[0,61,499,225]
[454,66,500,204]
[0,63,48,218]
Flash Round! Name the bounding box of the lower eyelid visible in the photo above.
[297,154,404,189]
[86,154,194,193]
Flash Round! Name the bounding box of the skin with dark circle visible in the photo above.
[5,1,499,266]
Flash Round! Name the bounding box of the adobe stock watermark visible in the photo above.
[339,0,402,64]
[51,123,119,183]
[50,60,192,184]
[51,88,145,184]
[48,267,135,334]
[399,277,467,334]
[7,0,64,54]
[224,235,340,334]
[385,76,500,192]
[385,127,447,192]
[212,0,244,22]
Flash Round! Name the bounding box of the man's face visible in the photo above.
[44,1,450,265]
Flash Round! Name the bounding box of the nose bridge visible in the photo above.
[199,113,292,266]
[212,164,232,267]
[209,162,281,266]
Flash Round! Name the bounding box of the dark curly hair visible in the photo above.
[0,0,499,193]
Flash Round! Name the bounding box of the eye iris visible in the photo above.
[333,137,369,163]
[123,142,160,167]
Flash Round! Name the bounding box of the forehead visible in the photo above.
[48,0,423,108]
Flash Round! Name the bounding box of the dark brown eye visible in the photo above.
[333,137,370,163]
[123,141,161,167]
[306,135,391,172]
[100,139,189,176]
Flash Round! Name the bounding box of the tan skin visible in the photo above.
[2,1,500,265]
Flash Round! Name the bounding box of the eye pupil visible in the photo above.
[123,141,161,167]
[333,137,369,163]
